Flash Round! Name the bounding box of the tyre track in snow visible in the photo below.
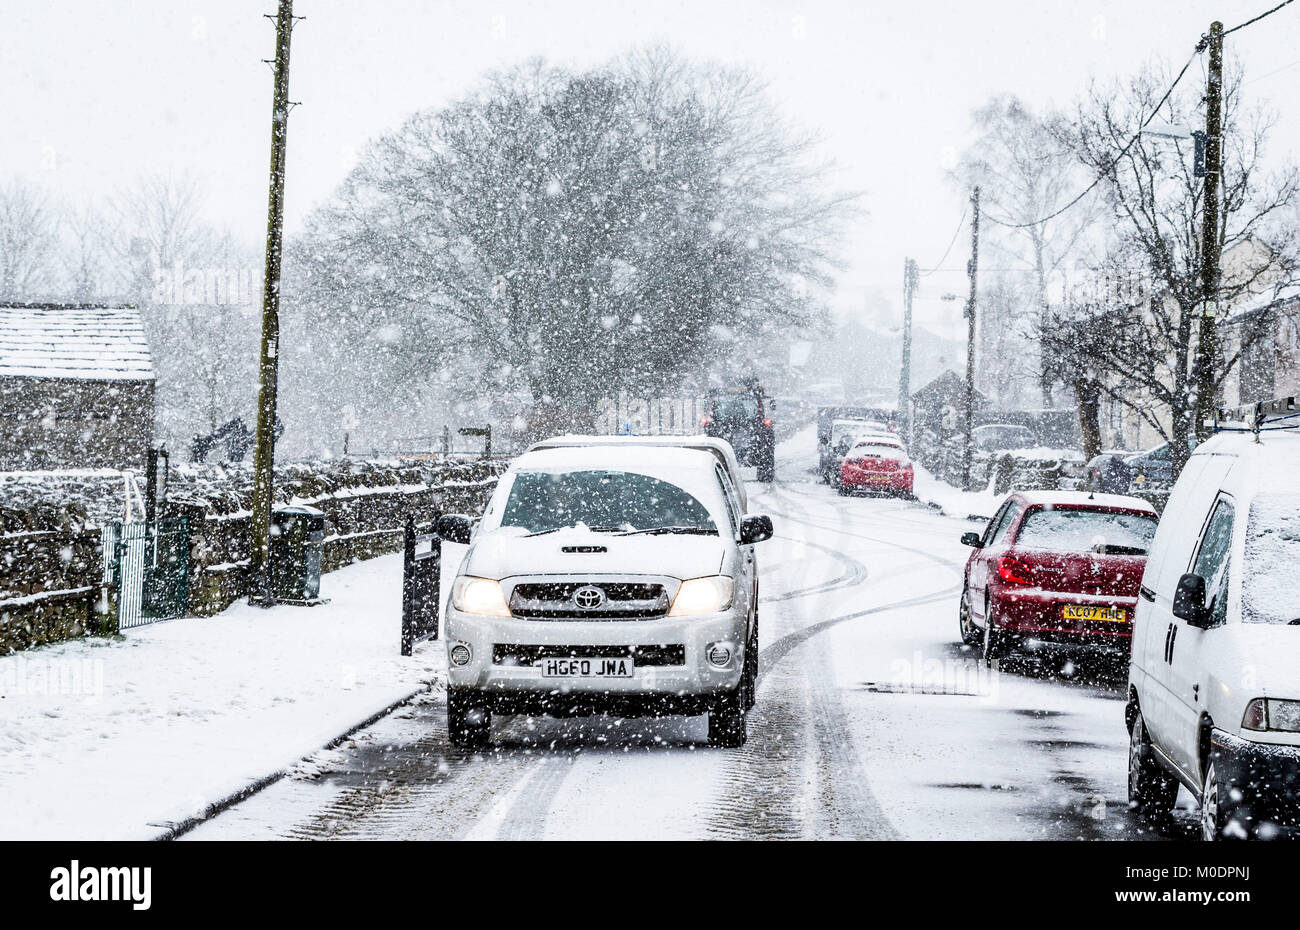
[705,480,956,839]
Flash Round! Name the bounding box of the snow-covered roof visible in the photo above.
[0,304,154,381]
[1224,284,1300,323]
[1008,489,1158,513]
[1198,428,1300,497]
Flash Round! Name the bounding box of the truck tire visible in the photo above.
[708,687,748,747]
[447,689,491,749]
[757,443,776,483]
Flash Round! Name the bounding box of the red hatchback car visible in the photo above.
[839,437,914,496]
[958,491,1159,665]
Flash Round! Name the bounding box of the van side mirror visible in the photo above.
[436,513,474,545]
[961,532,983,548]
[740,514,774,545]
[1172,573,1208,626]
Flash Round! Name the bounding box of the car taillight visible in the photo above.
[997,556,1033,585]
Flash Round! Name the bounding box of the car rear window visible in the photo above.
[1243,494,1300,625]
[1014,507,1157,555]
[851,443,906,460]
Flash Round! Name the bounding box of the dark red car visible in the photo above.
[957,491,1159,665]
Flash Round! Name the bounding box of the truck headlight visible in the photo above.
[1242,698,1300,732]
[668,576,734,617]
[451,576,511,617]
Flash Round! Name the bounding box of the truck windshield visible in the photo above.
[500,470,719,535]
[1244,495,1300,624]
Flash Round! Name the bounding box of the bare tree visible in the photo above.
[1054,62,1299,467]
[288,52,856,434]
[0,181,60,299]
[956,96,1097,408]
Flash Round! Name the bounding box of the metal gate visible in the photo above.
[109,518,191,629]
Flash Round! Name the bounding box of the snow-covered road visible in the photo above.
[186,465,1199,841]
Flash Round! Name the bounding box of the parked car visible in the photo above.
[1124,439,1198,490]
[1127,421,1300,840]
[958,490,1159,665]
[816,405,899,481]
[438,440,773,749]
[1084,451,1136,494]
[839,437,914,497]
[972,423,1037,453]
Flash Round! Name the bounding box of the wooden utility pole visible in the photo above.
[249,0,296,606]
[962,187,980,491]
[898,258,918,445]
[1192,20,1223,441]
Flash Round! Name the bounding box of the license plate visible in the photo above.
[867,474,890,482]
[1062,604,1127,623]
[536,657,635,678]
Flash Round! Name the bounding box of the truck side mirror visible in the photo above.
[1172,572,1208,626]
[961,532,983,548]
[436,513,474,545]
[740,515,774,545]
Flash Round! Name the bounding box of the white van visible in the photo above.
[1127,408,1300,839]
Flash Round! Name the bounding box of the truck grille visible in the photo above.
[492,644,686,666]
[509,581,670,619]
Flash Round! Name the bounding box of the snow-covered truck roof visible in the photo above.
[0,303,154,381]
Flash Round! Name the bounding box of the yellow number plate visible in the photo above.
[1062,604,1127,623]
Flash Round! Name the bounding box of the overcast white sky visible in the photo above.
[4,1,1299,343]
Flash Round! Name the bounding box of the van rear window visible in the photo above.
[1244,495,1300,625]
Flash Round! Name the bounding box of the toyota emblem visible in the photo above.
[572,585,606,610]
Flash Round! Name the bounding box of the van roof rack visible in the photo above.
[1212,395,1299,437]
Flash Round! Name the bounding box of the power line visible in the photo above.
[966,1,1297,234]
[1224,0,1295,36]
[918,205,967,276]
[1245,55,1300,85]
[983,48,1202,231]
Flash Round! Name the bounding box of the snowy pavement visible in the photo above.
[0,552,448,840]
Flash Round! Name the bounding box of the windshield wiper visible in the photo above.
[524,524,626,537]
[618,526,717,536]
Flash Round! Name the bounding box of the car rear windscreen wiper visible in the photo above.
[617,526,717,536]
[1092,544,1147,556]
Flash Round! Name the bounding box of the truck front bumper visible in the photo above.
[445,607,746,717]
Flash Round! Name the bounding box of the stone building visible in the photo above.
[0,303,155,470]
